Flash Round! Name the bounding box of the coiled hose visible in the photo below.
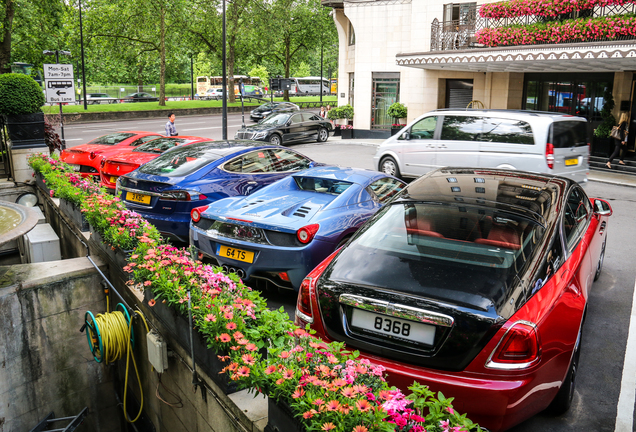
[84,296,150,423]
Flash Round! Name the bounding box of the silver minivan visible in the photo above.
[374,109,589,185]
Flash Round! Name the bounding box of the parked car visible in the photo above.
[116,141,320,242]
[375,109,589,185]
[99,136,210,190]
[60,131,164,178]
[236,112,333,145]
[86,93,118,104]
[249,101,299,122]
[190,166,404,289]
[120,92,159,103]
[296,167,612,432]
[203,88,225,100]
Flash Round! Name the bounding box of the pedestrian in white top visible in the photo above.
[165,113,178,136]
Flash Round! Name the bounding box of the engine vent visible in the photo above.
[292,206,311,218]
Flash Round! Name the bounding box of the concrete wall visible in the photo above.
[0,257,119,432]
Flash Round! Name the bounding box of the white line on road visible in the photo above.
[182,124,244,131]
[615,277,636,432]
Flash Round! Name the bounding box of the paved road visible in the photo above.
[63,117,636,432]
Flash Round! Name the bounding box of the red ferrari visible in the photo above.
[60,131,163,179]
[296,168,612,432]
[99,136,211,190]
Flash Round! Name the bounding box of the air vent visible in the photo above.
[241,199,264,208]
[292,206,311,217]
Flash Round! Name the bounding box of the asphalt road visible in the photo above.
[63,116,636,432]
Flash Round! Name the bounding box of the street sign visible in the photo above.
[44,64,75,103]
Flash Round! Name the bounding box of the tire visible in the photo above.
[547,329,581,415]
[269,134,282,146]
[317,127,329,143]
[594,238,606,281]
[380,156,401,179]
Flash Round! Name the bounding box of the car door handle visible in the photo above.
[425,143,435,148]
[438,144,447,149]
[599,221,606,235]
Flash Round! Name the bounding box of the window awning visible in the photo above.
[396,41,636,73]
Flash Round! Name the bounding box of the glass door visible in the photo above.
[371,73,400,130]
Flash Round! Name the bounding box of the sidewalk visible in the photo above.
[335,137,636,188]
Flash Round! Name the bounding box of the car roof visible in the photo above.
[293,166,389,185]
[397,167,572,226]
[429,108,587,121]
[166,140,277,157]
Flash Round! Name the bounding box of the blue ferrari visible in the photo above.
[189,166,405,290]
[116,141,320,242]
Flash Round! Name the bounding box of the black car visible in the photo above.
[235,111,333,145]
[249,102,299,121]
[121,92,159,103]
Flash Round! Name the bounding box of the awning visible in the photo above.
[396,40,636,73]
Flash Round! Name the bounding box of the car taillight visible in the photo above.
[545,142,555,169]
[191,205,209,222]
[297,224,319,244]
[295,250,339,330]
[160,190,207,201]
[487,321,540,370]
[100,159,106,168]
[89,152,97,160]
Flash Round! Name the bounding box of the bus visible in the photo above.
[196,75,262,97]
[330,78,337,95]
[290,77,330,95]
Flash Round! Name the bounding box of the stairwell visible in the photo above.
[590,155,636,176]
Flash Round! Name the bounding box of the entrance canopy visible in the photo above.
[396,40,636,73]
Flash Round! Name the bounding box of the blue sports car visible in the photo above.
[116,141,320,242]
[189,166,405,290]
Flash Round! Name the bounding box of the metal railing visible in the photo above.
[431,3,636,51]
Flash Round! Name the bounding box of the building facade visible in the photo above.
[325,0,636,156]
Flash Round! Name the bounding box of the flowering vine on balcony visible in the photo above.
[479,0,636,19]
[475,14,636,46]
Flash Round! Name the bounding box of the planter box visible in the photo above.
[145,294,239,394]
[391,127,403,136]
[3,113,47,149]
[90,228,132,271]
[60,198,90,232]
[34,171,51,195]
[341,129,353,140]
[265,397,305,432]
[333,128,341,137]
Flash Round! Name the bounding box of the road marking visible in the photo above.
[182,124,244,131]
[615,277,636,432]
[64,138,83,141]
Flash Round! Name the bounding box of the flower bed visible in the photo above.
[476,14,636,46]
[28,153,484,432]
[480,0,636,19]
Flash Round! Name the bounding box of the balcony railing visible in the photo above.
[431,3,636,51]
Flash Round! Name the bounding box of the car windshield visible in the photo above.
[330,203,545,299]
[88,133,135,145]
[259,103,275,110]
[294,176,353,195]
[133,138,185,154]
[138,143,221,176]
[260,113,290,126]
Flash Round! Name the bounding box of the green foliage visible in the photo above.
[387,102,407,120]
[292,61,311,78]
[0,74,45,115]
[248,65,269,88]
[594,88,616,138]
[327,104,354,120]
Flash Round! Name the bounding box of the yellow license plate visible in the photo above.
[110,176,118,183]
[126,191,151,205]
[219,245,254,263]
[565,158,578,166]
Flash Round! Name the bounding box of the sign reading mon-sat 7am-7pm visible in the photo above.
[43,64,76,103]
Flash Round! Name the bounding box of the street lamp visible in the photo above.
[221,0,227,140]
[79,0,88,110]
[43,49,72,149]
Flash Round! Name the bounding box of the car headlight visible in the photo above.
[253,131,267,139]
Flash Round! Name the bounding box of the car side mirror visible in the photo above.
[286,121,292,127]
[398,131,409,140]
[593,198,613,216]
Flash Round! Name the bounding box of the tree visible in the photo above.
[249,65,269,88]
[292,61,311,78]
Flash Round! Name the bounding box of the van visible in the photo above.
[374,109,589,185]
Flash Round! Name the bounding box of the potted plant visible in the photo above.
[340,124,354,140]
[592,89,616,157]
[388,102,408,134]
[0,73,46,149]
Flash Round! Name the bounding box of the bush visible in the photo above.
[0,73,45,115]
[387,102,407,120]
[594,88,616,138]
[327,104,355,120]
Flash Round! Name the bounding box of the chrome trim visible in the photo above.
[118,185,163,198]
[295,308,313,324]
[485,320,540,370]
[339,293,454,327]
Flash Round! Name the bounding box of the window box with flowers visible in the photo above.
[340,124,354,140]
[391,124,407,136]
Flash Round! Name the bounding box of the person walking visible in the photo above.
[165,113,178,136]
[319,106,326,118]
[606,112,628,169]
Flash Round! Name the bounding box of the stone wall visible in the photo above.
[0,257,119,432]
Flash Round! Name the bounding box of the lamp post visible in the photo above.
[221,0,227,140]
[43,50,72,150]
[79,0,87,110]
[190,54,194,100]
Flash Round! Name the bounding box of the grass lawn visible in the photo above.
[42,96,338,114]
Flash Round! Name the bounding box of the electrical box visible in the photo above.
[20,223,61,264]
[147,330,168,373]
